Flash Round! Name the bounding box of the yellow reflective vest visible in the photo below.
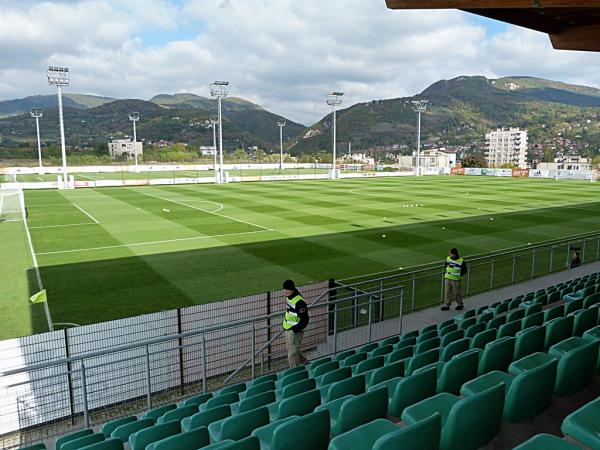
[445,256,464,281]
[282,294,304,330]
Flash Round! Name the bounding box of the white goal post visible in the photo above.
[0,188,25,222]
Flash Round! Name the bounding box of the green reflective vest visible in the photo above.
[282,294,304,330]
[445,256,464,281]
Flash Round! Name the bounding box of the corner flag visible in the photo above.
[30,289,47,304]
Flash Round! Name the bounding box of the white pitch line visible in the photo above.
[138,190,273,231]
[72,203,100,224]
[36,229,273,255]
[30,222,98,229]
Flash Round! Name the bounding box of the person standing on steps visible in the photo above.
[282,279,310,367]
[441,248,467,311]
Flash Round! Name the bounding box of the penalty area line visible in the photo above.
[35,229,273,256]
[72,202,100,224]
[29,222,98,229]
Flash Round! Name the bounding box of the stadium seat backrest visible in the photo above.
[282,377,316,399]
[151,427,210,450]
[441,329,464,347]
[564,299,584,316]
[545,316,574,350]
[441,338,471,362]
[55,429,94,450]
[239,391,276,413]
[317,366,351,387]
[157,405,198,424]
[400,330,420,341]
[388,346,413,364]
[312,360,339,378]
[505,359,557,422]
[583,292,600,309]
[277,370,308,388]
[389,367,437,417]
[101,416,136,438]
[341,352,367,368]
[143,404,176,421]
[554,340,600,396]
[514,326,546,360]
[373,413,440,450]
[417,330,438,344]
[217,436,261,450]
[459,317,477,331]
[524,304,542,316]
[129,421,180,450]
[368,360,404,387]
[439,323,458,336]
[561,396,600,449]
[333,349,355,362]
[337,387,388,436]
[61,433,104,450]
[395,337,416,350]
[547,290,560,304]
[278,389,321,419]
[111,419,154,442]
[325,374,365,402]
[479,337,515,375]
[494,302,509,315]
[543,305,564,323]
[521,311,544,330]
[77,438,124,450]
[181,393,212,407]
[470,329,496,350]
[359,343,379,353]
[242,381,275,399]
[497,320,521,338]
[506,309,525,323]
[220,406,270,441]
[406,348,440,375]
[220,382,247,396]
[570,308,597,336]
[184,405,231,431]
[19,445,46,450]
[271,409,330,450]
[486,316,506,331]
[370,344,393,358]
[203,392,240,411]
[465,322,486,338]
[249,374,277,388]
[380,336,400,347]
[415,337,440,355]
[438,348,480,394]
[353,356,384,375]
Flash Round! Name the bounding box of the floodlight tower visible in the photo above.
[411,99,428,176]
[128,112,140,168]
[210,81,229,183]
[326,92,343,179]
[47,66,69,181]
[277,120,286,170]
[204,118,219,174]
[30,108,43,168]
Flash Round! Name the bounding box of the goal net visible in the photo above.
[0,188,25,222]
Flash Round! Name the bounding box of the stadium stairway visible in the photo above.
[20,264,600,450]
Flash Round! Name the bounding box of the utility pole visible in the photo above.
[326,92,344,179]
[277,120,286,170]
[411,100,428,176]
[30,108,43,168]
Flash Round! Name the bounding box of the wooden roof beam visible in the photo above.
[550,24,600,50]
[386,1,600,9]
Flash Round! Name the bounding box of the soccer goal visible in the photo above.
[0,188,25,222]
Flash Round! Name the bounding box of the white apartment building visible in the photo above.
[200,146,217,156]
[485,128,528,168]
[538,155,591,171]
[108,140,143,160]
[398,148,457,169]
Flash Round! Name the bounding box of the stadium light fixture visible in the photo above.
[204,117,219,174]
[277,120,286,170]
[128,112,140,168]
[47,66,69,181]
[326,92,343,179]
[30,108,43,168]
[411,99,428,176]
[210,81,229,183]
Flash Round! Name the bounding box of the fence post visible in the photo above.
[81,362,90,429]
[201,334,207,393]
[145,345,152,410]
[597,238,600,261]
[582,239,586,263]
[531,248,536,279]
[440,269,445,304]
[399,288,404,335]
[549,246,554,273]
[466,266,471,296]
[411,273,416,312]
[379,280,385,321]
[353,290,358,328]
[251,323,256,380]
[333,303,338,355]
[511,255,516,284]
[368,295,373,343]
[489,256,495,290]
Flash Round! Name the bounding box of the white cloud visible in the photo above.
[0,0,600,125]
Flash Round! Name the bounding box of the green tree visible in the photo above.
[254,149,266,162]
[233,148,248,161]
[461,154,487,168]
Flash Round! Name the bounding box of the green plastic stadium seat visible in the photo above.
[101,416,137,438]
[469,329,496,350]
[329,414,441,450]
[306,357,331,374]
[278,365,305,379]
[477,311,494,324]
[146,427,209,450]
[514,326,546,360]
[400,330,420,341]
[477,305,492,315]
[56,429,94,450]
[521,302,542,316]
[564,298,584,315]
[583,325,600,373]
[366,360,404,387]
[508,352,557,376]
[157,404,198,424]
[439,323,458,337]
[547,290,561,304]
[506,308,525,323]
[437,348,479,394]
[465,322,486,338]
[543,305,564,323]
[439,319,455,330]
[321,374,365,402]
[370,344,393,358]
[209,436,260,450]
[440,329,464,347]
[386,346,413,363]
[415,337,440,354]
[19,445,46,450]
[353,356,384,375]
[386,367,437,417]
[454,308,476,322]
[231,391,276,414]
[549,337,599,395]
[77,438,124,450]
[380,336,400,347]
[61,433,104,450]
[570,308,597,336]
[486,315,506,331]
[508,298,523,310]
[208,406,269,442]
[250,416,298,450]
[405,348,440,376]
[143,404,176,421]
[275,377,315,400]
[513,434,581,450]
[200,392,239,412]
[335,387,388,435]
[497,319,522,338]
[270,409,330,450]
[274,370,308,389]
[248,374,277,387]
[270,388,321,420]
[561,396,600,449]
[494,302,509,315]
[462,359,557,422]
[315,366,351,388]
[521,311,544,330]
[544,316,574,350]
[180,393,212,407]
[440,338,470,362]
[129,421,179,450]
[333,349,355,362]
[311,360,338,378]
[421,324,439,335]
[239,381,275,401]
[583,292,600,309]
[341,352,367,368]
[394,337,416,350]
[458,317,477,331]
[111,419,154,442]
[402,383,504,450]
[181,405,230,432]
[359,342,379,353]
[477,336,515,375]
[416,330,438,345]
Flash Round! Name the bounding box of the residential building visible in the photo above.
[200,146,216,156]
[397,148,457,169]
[108,139,143,160]
[538,155,591,171]
[485,128,528,168]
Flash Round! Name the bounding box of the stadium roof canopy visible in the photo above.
[385,1,600,51]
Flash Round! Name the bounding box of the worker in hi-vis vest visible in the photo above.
[441,248,467,311]
[282,279,310,367]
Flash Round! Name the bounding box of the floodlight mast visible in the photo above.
[210,81,229,183]
[411,99,428,176]
[326,92,343,179]
[47,66,69,182]
[128,112,140,168]
[204,118,219,174]
[277,120,286,170]
[30,108,43,168]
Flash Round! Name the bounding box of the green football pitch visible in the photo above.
[3,176,600,339]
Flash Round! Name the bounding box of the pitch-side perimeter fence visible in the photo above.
[1,230,599,447]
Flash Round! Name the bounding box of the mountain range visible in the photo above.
[1,75,599,155]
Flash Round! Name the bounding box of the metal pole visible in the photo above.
[145,345,152,410]
[251,323,256,380]
[368,295,373,343]
[416,110,421,177]
[550,246,554,273]
[466,266,471,296]
[597,238,600,261]
[35,116,42,168]
[218,97,224,183]
[582,239,586,263]
[213,123,217,176]
[132,118,138,168]
[57,85,68,183]
[511,255,516,283]
[490,256,495,289]
[279,124,284,171]
[531,248,536,279]
[440,269,445,303]
[411,273,416,312]
[201,334,207,393]
[80,362,90,428]
[399,288,404,335]
[332,107,337,179]
[333,305,338,355]
[353,290,358,327]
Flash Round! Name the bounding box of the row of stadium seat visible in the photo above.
[20,271,600,450]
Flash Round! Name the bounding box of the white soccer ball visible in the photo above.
[490,218,494,221]
[162,208,170,213]
[442,227,446,230]
[382,234,386,238]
